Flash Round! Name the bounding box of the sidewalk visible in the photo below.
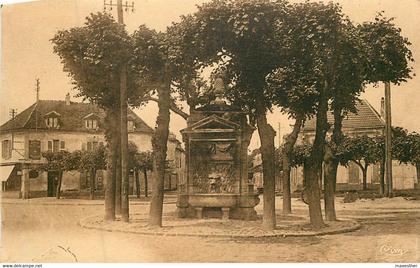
[1,194,177,206]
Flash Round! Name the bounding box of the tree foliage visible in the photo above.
[78,146,107,172]
[336,135,382,168]
[51,12,148,109]
[359,12,414,85]
[128,141,154,172]
[290,144,311,168]
[38,150,73,172]
[392,128,420,165]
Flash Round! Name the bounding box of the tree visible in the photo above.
[132,26,173,227]
[128,142,154,198]
[38,150,74,199]
[79,145,107,200]
[321,18,367,221]
[336,135,383,190]
[132,149,154,198]
[51,12,149,220]
[359,12,414,197]
[176,0,289,230]
[288,143,312,204]
[392,128,420,185]
[269,2,352,228]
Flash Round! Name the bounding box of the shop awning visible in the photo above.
[0,165,15,182]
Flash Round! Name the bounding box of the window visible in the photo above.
[85,119,98,130]
[29,140,41,160]
[45,117,59,128]
[48,140,62,152]
[372,164,380,184]
[128,120,135,132]
[2,140,11,159]
[29,170,39,179]
[348,162,360,184]
[87,141,99,151]
[83,141,103,151]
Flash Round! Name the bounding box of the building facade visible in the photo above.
[0,95,185,198]
[250,99,418,193]
[292,99,418,191]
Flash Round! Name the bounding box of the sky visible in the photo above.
[1,0,419,150]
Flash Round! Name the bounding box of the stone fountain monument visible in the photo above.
[177,75,260,220]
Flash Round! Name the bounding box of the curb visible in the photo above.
[78,214,361,238]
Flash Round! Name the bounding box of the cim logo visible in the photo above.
[379,244,409,256]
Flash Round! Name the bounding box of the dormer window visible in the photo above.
[85,119,98,130]
[128,120,135,132]
[44,111,61,129]
[46,117,58,128]
[83,113,100,130]
[127,114,136,132]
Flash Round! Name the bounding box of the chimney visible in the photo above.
[380,97,385,119]
[65,93,71,105]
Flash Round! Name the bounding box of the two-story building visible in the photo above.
[0,94,185,198]
[292,99,417,191]
[250,99,418,193]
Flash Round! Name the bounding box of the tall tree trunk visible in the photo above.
[304,83,328,229]
[115,128,122,215]
[323,106,344,221]
[323,145,337,221]
[255,99,276,230]
[149,78,171,227]
[362,165,368,191]
[282,115,304,214]
[304,163,324,228]
[135,169,140,198]
[144,168,148,198]
[416,163,420,186]
[380,156,386,196]
[90,168,96,200]
[105,117,117,220]
[56,170,63,199]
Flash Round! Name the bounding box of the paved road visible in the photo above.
[1,197,420,262]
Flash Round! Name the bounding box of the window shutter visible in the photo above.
[53,140,59,153]
[60,141,65,150]
[87,142,92,152]
[82,143,87,151]
[48,141,52,152]
[29,140,41,160]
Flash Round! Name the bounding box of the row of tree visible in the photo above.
[51,0,414,229]
[38,143,153,200]
[282,127,420,196]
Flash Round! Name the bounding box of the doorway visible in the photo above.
[47,171,58,197]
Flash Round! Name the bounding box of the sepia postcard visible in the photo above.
[1,0,419,266]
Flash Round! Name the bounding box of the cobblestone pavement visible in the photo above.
[1,196,420,262]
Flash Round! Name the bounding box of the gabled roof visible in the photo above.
[181,114,240,133]
[303,99,385,132]
[0,100,154,134]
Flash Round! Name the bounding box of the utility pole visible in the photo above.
[278,122,281,148]
[9,108,17,151]
[35,79,40,132]
[9,108,17,119]
[104,0,134,222]
[384,82,393,197]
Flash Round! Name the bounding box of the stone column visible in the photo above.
[21,168,30,199]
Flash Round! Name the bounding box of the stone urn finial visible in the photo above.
[212,73,226,105]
